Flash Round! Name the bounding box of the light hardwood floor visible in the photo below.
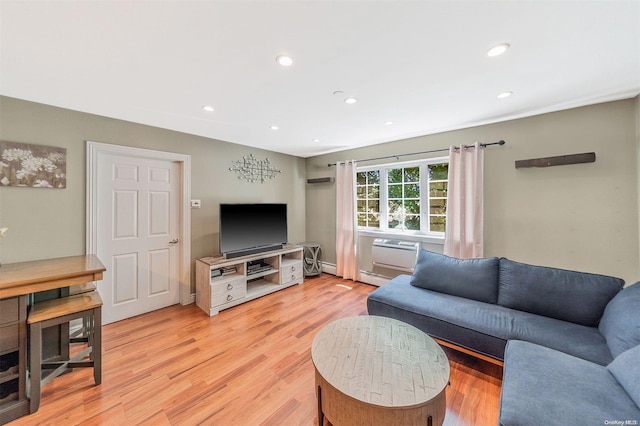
[9,274,502,426]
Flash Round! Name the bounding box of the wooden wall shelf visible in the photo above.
[515,152,596,169]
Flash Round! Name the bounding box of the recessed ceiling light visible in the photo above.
[312,139,320,143]
[202,105,214,112]
[276,55,293,67]
[384,121,394,126]
[497,91,513,99]
[487,43,510,57]
[344,97,358,104]
[269,125,279,130]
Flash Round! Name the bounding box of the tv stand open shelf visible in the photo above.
[195,245,304,316]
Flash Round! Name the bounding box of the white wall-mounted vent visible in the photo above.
[371,239,419,273]
[307,177,335,184]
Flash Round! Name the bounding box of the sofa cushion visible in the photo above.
[500,340,640,426]
[410,250,499,304]
[506,308,612,365]
[369,275,508,360]
[599,281,640,358]
[498,258,623,327]
[607,344,640,410]
[367,275,612,364]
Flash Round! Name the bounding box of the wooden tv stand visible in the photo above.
[195,245,303,316]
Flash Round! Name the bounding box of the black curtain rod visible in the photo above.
[328,140,506,167]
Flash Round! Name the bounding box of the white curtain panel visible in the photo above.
[335,161,360,281]
[444,142,485,258]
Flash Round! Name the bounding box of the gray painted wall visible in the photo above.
[636,95,640,273]
[0,96,306,293]
[306,98,640,285]
[2,96,638,290]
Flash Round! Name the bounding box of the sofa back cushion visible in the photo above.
[409,250,499,304]
[498,258,623,327]
[607,344,640,409]
[599,281,640,358]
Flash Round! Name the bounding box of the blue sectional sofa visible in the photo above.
[367,250,640,425]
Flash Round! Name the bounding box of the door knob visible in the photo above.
[169,239,179,244]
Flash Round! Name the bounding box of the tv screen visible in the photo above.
[219,203,288,256]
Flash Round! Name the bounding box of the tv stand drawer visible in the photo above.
[211,278,246,308]
[281,262,303,285]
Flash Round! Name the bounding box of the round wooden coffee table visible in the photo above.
[311,316,450,426]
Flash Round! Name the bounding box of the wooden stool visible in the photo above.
[27,291,103,412]
[67,282,97,296]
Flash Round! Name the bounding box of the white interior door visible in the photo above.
[96,153,181,324]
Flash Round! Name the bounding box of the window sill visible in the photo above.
[357,229,445,245]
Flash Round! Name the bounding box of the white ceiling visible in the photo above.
[1,1,639,158]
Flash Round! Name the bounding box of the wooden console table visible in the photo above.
[0,254,105,425]
[0,255,105,299]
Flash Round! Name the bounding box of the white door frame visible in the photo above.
[86,141,192,306]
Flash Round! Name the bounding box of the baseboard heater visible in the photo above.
[371,239,419,273]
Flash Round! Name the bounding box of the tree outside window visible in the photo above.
[428,163,448,232]
[356,170,380,228]
[388,166,420,230]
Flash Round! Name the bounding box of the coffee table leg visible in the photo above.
[317,385,324,425]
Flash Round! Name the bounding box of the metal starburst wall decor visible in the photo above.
[229,154,281,183]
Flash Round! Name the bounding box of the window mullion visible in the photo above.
[420,163,427,232]
[380,168,389,231]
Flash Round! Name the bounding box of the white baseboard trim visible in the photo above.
[321,262,337,275]
[319,262,390,287]
[180,293,195,306]
[358,271,392,287]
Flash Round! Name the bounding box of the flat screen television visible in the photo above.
[219,203,288,258]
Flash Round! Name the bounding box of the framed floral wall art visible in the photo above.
[0,141,67,188]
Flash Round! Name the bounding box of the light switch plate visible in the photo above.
[190,199,201,208]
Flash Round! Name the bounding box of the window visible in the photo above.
[356,170,380,228]
[356,158,449,236]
